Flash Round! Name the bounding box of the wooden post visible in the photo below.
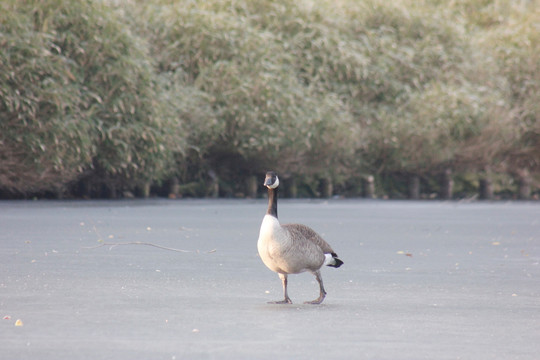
[440,168,454,200]
[79,177,92,199]
[288,177,298,199]
[210,180,219,198]
[516,168,531,200]
[139,182,151,198]
[246,175,257,198]
[321,177,333,198]
[479,166,493,200]
[107,183,117,199]
[208,170,219,198]
[408,175,420,200]
[363,175,375,198]
[168,177,180,199]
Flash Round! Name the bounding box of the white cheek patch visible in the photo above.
[268,177,279,189]
[323,253,334,266]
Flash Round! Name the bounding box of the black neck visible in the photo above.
[266,187,278,218]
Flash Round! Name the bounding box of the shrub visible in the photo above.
[0,0,183,196]
[0,0,93,193]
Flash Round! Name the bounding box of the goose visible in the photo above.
[257,171,343,304]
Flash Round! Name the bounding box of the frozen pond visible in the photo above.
[1,199,539,359]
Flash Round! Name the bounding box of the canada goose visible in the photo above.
[257,171,343,304]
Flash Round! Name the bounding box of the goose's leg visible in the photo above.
[269,273,292,304]
[304,270,326,304]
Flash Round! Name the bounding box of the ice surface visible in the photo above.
[1,199,539,359]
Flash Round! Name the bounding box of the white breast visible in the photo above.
[257,215,286,273]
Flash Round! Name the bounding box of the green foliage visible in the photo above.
[0,0,182,194]
[482,5,540,170]
[1,0,538,198]
[0,0,93,192]
[42,0,179,184]
[139,0,359,183]
[376,82,511,173]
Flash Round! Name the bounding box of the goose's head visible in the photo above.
[264,171,279,189]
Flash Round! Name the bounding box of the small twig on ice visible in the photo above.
[84,241,216,254]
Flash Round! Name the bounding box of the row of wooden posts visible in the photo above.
[70,168,535,200]
[232,169,534,200]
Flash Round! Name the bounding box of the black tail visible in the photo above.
[327,253,344,268]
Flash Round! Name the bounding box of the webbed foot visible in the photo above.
[303,296,325,305]
[268,297,292,304]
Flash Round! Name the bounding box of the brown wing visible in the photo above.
[282,223,336,255]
